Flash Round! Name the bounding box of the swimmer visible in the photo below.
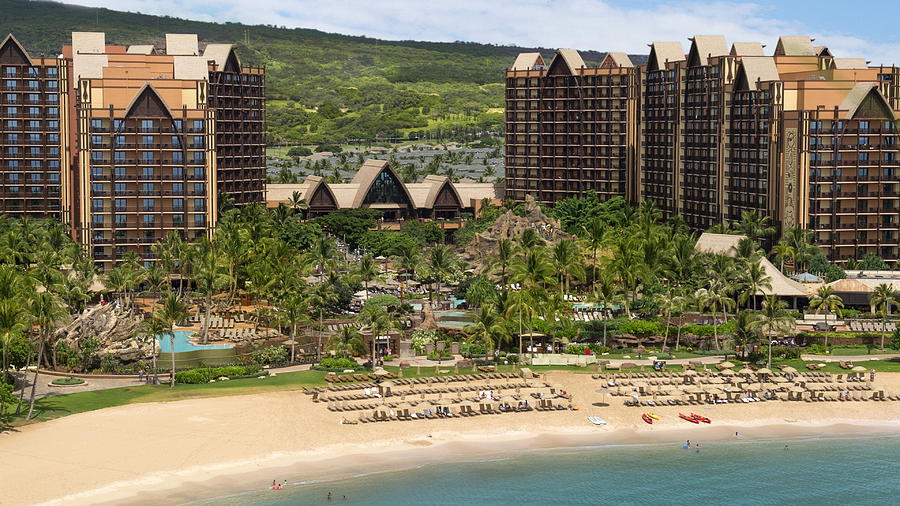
[784,445,789,451]
[328,492,333,500]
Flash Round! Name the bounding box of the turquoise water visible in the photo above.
[157,331,235,353]
[197,434,900,505]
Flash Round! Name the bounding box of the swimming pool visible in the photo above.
[157,330,235,353]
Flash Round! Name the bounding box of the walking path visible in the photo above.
[800,353,900,363]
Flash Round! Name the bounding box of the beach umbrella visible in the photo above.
[719,361,736,369]
[374,369,390,377]
[683,369,698,376]
[851,366,867,372]
[719,369,735,376]
[738,368,754,375]
[756,368,772,375]
[781,366,798,373]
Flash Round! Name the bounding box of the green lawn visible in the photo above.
[818,347,900,356]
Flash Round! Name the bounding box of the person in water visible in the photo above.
[328,492,333,500]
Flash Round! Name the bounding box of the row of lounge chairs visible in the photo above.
[848,321,896,332]
[215,328,279,341]
[318,382,536,402]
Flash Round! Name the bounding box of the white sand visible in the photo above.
[2,371,900,506]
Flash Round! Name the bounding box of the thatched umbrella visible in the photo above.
[718,361,736,369]
[719,369,736,376]
[738,367,754,375]
[395,402,412,417]
[374,369,390,378]
[781,366,798,374]
[595,387,610,405]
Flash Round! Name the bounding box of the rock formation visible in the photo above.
[461,194,573,271]
[54,303,150,368]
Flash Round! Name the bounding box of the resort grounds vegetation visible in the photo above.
[175,365,266,384]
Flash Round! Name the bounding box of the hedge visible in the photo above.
[175,365,265,384]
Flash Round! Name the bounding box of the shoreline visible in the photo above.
[4,370,900,505]
[48,420,900,506]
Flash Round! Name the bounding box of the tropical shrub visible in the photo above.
[460,342,486,357]
[410,329,440,354]
[251,345,289,366]
[618,320,666,337]
[319,357,359,370]
[427,351,453,361]
[175,365,264,384]
[364,294,400,308]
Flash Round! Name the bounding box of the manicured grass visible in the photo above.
[820,347,900,356]
[50,377,85,385]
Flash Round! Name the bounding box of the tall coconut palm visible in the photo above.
[771,240,795,273]
[490,239,516,288]
[465,305,509,356]
[737,210,775,243]
[26,292,68,419]
[327,327,367,358]
[510,248,554,290]
[192,245,232,344]
[312,235,337,282]
[308,283,338,362]
[807,285,844,348]
[869,283,897,349]
[580,218,606,292]
[751,295,795,368]
[358,304,397,365]
[730,310,762,358]
[138,316,168,384]
[694,281,735,350]
[738,261,772,310]
[157,292,189,388]
[549,239,584,296]
[393,241,420,303]
[427,245,456,298]
[357,254,379,300]
[592,273,625,347]
[0,300,29,384]
[279,294,311,364]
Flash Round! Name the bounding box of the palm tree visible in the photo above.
[730,310,762,358]
[751,295,795,368]
[807,285,844,348]
[695,281,735,350]
[138,316,168,384]
[737,210,775,243]
[312,235,337,282]
[869,283,897,349]
[658,289,681,353]
[26,292,68,419]
[783,226,818,272]
[549,239,584,296]
[592,273,625,347]
[358,304,397,365]
[466,305,509,356]
[308,283,338,362]
[393,242,420,303]
[328,327,367,358]
[279,294,310,364]
[490,239,516,288]
[357,254,379,300]
[771,240,795,273]
[192,245,232,344]
[510,248,554,290]
[427,245,456,299]
[0,300,29,384]
[288,191,307,216]
[738,261,772,310]
[580,218,606,291]
[157,292,189,388]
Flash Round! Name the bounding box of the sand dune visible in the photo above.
[2,371,900,505]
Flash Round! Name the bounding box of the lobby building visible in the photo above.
[1,32,264,267]
[506,35,900,262]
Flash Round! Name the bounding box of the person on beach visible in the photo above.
[328,491,333,500]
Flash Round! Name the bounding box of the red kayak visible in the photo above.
[690,413,711,424]
[642,414,654,424]
[679,413,699,424]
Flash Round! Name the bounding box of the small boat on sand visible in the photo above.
[679,413,699,424]
[647,412,660,420]
[642,413,654,424]
[690,413,711,424]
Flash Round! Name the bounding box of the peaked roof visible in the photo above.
[548,49,586,74]
[730,42,764,57]
[774,36,815,56]
[831,58,869,70]
[647,41,684,71]
[814,45,832,57]
[126,45,155,55]
[351,159,417,209]
[694,233,806,296]
[304,175,339,208]
[421,175,463,209]
[599,52,634,68]
[124,84,173,119]
[841,83,895,120]
[826,277,875,294]
[204,43,241,71]
[735,57,780,90]
[688,35,728,66]
[0,34,33,65]
[510,52,544,71]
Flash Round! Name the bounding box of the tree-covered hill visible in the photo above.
[1,0,646,145]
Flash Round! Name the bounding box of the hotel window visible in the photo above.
[115,199,126,211]
[140,120,153,132]
[172,166,184,178]
[46,67,57,77]
[6,106,18,117]
[172,214,184,226]
[5,93,17,103]
[860,136,869,145]
[142,199,155,212]
[114,167,126,178]
[141,183,155,194]
[4,67,16,77]
[91,119,103,131]
[92,199,103,212]
[172,198,184,211]
[193,214,206,227]
[91,183,103,194]
[142,167,154,178]
[142,215,155,226]
[192,120,204,132]
[48,173,59,183]
[141,151,154,162]
[141,135,153,146]
[860,121,870,131]
[92,167,104,178]
[93,215,104,226]
[193,183,205,194]
[193,198,205,211]
[172,182,184,195]
[115,215,127,226]
[46,94,57,104]
[114,183,126,195]
[47,120,58,131]
[114,119,125,132]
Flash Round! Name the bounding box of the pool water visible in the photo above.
[157,330,235,353]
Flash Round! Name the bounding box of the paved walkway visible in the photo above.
[800,353,900,363]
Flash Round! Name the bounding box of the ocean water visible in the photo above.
[196,434,900,505]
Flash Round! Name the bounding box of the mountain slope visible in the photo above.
[1,0,647,145]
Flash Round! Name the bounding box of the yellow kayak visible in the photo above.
[647,412,660,420]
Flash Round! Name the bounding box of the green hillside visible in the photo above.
[0,0,645,146]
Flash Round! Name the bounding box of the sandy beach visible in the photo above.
[3,370,900,506]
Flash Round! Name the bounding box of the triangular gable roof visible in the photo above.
[695,233,805,296]
[734,57,780,91]
[687,35,728,66]
[831,58,869,70]
[0,34,33,65]
[599,52,634,69]
[547,49,586,75]
[126,45,156,55]
[421,175,463,209]
[826,277,875,294]
[510,52,544,71]
[351,159,417,209]
[124,84,173,119]
[730,42,764,57]
[204,44,241,71]
[814,45,832,57]
[304,175,339,209]
[774,36,815,56]
[841,83,895,120]
[647,41,684,71]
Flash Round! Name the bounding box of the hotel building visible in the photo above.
[0,32,264,267]
[506,35,900,261]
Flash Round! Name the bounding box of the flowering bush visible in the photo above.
[410,329,440,354]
